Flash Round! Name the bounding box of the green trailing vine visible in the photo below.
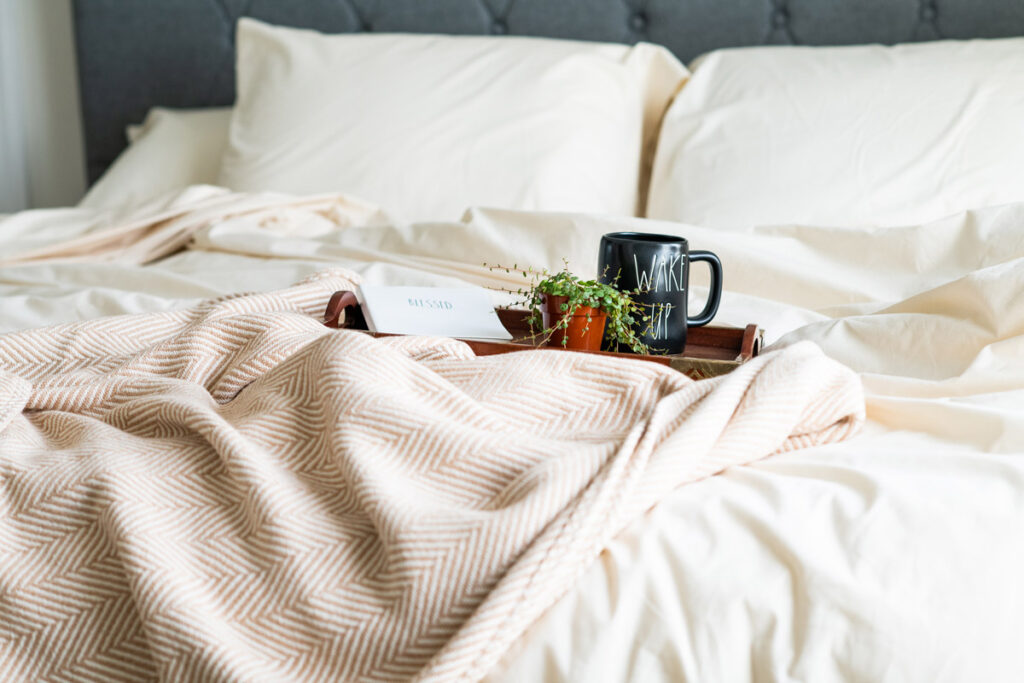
[485,261,660,354]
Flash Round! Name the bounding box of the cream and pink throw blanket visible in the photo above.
[0,271,863,681]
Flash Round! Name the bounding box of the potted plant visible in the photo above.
[487,262,657,354]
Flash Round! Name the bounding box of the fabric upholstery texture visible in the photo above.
[72,0,1024,184]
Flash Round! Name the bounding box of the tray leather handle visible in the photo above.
[324,290,363,329]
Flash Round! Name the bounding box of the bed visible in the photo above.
[3,1,1024,681]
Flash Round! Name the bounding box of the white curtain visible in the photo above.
[0,0,29,214]
[0,0,85,214]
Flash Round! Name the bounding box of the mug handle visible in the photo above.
[686,251,723,327]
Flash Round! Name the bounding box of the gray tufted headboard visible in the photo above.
[73,0,1024,185]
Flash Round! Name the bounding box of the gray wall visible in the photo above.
[0,0,86,213]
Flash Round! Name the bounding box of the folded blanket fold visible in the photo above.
[0,271,863,682]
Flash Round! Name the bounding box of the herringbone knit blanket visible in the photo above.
[0,271,863,682]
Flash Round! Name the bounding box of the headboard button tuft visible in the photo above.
[920,4,938,21]
[491,19,509,35]
[771,8,790,29]
[629,12,648,33]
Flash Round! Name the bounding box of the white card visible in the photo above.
[357,286,513,341]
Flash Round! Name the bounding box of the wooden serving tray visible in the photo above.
[323,292,762,380]
[494,309,762,380]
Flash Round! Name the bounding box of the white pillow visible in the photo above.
[218,19,687,222]
[80,107,231,210]
[647,39,1024,229]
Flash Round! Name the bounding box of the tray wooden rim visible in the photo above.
[492,308,761,368]
[322,293,761,371]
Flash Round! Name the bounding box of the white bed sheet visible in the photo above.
[2,190,1023,682]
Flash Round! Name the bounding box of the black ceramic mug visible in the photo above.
[598,232,722,354]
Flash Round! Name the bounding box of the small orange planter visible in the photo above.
[541,295,608,351]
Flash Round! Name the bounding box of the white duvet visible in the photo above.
[2,187,1023,682]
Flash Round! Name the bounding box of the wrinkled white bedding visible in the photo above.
[2,187,1024,681]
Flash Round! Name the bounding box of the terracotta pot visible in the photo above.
[541,295,608,351]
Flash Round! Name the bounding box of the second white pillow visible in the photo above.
[647,39,1024,230]
[81,107,230,210]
